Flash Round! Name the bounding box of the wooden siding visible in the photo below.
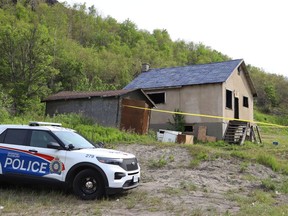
[120,98,150,134]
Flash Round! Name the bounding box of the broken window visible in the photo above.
[184,125,193,132]
[147,92,165,104]
[243,96,249,108]
[226,89,232,109]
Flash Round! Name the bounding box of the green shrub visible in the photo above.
[0,108,10,123]
[168,109,185,132]
[148,154,175,169]
[149,155,168,168]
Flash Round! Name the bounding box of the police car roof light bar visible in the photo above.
[29,121,62,127]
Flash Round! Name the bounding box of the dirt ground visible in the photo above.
[1,144,288,216]
[113,144,287,216]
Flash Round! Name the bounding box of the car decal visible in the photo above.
[0,146,65,176]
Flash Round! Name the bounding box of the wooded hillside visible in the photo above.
[0,0,287,117]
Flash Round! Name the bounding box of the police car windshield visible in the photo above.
[53,131,94,149]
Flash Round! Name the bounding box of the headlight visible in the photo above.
[96,157,123,165]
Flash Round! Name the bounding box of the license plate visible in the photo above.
[133,176,138,183]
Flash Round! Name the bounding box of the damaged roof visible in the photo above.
[124,59,256,96]
[42,89,156,107]
[42,90,133,101]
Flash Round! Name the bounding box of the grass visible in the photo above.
[234,189,288,216]
[180,181,198,191]
[0,112,157,145]
[148,153,175,168]
[256,154,280,172]
[0,185,77,214]
[260,177,288,195]
[0,185,166,215]
[254,109,288,127]
[2,111,288,215]
[162,187,183,195]
[239,162,249,173]
[2,111,287,172]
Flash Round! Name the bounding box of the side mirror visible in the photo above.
[47,142,62,150]
[96,141,105,148]
[67,144,75,150]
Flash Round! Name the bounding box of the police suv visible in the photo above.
[0,122,140,200]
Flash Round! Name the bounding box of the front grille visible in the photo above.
[120,158,139,171]
[123,178,139,188]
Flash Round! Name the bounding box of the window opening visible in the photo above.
[243,96,249,108]
[226,89,232,109]
[147,92,165,104]
[184,126,193,132]
[237,67,242,75]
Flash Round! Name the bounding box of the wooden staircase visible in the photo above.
[224,120,249,145]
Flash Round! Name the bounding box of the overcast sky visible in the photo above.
[59,0,288,77]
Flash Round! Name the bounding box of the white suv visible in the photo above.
[0,122,140,200]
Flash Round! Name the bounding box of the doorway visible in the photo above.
[234,97,239,119]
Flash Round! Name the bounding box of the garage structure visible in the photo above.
[42,89,155,134]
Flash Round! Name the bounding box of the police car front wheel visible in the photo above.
[73,169,104,200]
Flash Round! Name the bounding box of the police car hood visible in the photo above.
[77,148,135,159]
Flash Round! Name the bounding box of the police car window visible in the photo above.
[30,130,58,148]
[53,131,94,149]
[4,129,29,145]
[0,130,5,143]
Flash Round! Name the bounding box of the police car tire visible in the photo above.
[73,169,104,200]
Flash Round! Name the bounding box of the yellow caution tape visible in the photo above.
[123,105,288,128]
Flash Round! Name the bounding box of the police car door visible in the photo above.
[27,130,67,181]
[0,129,31,176]
[0,128,66,180]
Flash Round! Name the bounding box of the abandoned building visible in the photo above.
[124,59,258,143]
[42,89,155,134]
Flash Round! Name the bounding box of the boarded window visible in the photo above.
[243,96,249,108]
[147,92,165,104]
[226,90,232,109]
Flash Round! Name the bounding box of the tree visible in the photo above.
[168,109,185,132]
[0,5,58,114]
[118,19,141,48]
[264,84,279,108]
